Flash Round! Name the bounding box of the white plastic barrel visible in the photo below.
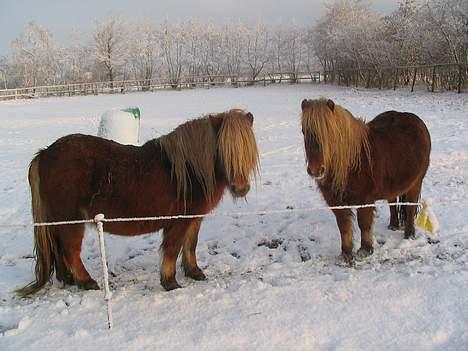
[97,107,141,145]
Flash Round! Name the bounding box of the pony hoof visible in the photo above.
[57,271,75,285]
[161,279,182,291]
[357,247,374,258]
[340,253,355,267]
[404,232,416,240]
[388,224,400,231]
[77,279,100,290]
[185,269,207,281]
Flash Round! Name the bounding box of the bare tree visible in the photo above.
[199,24,224,81]
[222,21,244,81]
[11,21,58,87]
[64,32,95,83]
[160,20,186,88]
[420,0,467,64]
[127,22,161,90]
[184,20,202,83]
[94,17,127,88]
[0,56,9,89]
[283,24,304,82]
[268,25,282,80]
[243,22,270,81]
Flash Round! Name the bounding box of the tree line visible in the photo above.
[0,0,465,90]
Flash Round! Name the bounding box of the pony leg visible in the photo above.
[332,209,354,262]
[55,225,99,290]
[53,243,75,285]
[181,219,206,281]
[160,221,192,291]
[403,181,422,240]
[388,197,400,230]
[357,207,375,257]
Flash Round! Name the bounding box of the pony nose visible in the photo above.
[230,183,250,197]
[319,166,325,176]
[308,165,325,179]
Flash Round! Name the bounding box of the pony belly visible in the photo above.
[103,221,166,236]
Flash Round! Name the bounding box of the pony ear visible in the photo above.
[326,99,335,111]
[246,112,254,125]
[209,114,223,131]
[301,99,310,111]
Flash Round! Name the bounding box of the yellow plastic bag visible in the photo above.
[416,198,439,234]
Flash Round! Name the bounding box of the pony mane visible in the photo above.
[159,110,258,203]
[302,99,371,194]
[218,109,259,185]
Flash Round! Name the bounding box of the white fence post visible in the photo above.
[94,213,113,329]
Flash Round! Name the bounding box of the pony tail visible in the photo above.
[16,155,56,296]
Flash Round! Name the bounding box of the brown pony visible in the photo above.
[301,98,431,262]
[18,109,259,296]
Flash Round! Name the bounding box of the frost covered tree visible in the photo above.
[268,24,287,81]
[310,0,374,74]
[302,28,321,78]
[312,0,467,74]
[283,24,304,81]
[0,56,10,89]
[419,0,467,64]
[384,0,422,65]
[94,17,127,87]
[199,24,224,81]
[127,22,161,89]
[243,22,270,81]
[10,21,59,87]
[4,2,464,90]
[64,32,94,83]
[184,20,202,81]
[221,21,244,80]
[160,20,186,87]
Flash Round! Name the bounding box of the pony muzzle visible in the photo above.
[229,183,250,198]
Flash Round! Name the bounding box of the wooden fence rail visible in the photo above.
[2,64,463,101]
[0,72,321,101]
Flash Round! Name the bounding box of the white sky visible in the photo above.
[0,0,399,56]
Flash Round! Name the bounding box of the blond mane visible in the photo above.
[218,110,259,184]
[159,110,259,203]
[302,99,371,194]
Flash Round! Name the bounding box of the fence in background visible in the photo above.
[0,72,321,101]
[324,63,467,93]
[1,63,464,102]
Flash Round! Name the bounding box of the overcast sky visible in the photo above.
[0,0,399,56]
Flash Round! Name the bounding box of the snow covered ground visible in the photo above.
[0,84,467,350]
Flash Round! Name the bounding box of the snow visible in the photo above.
[0,84,467,350]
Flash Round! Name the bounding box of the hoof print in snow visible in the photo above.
[208,242,219,255]
[297,244,311,262]
[230,252,240,259]
[0,318,31,337]
[257,238,283,249]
